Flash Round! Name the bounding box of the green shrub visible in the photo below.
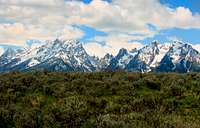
[0,72,200,128]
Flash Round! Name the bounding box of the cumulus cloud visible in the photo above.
[84,40,143,57]
[0,23,84,46]
[57,26,84,40]
[0,47,4,55]
[83,43,112,58]
[84,33,144,57]
[192,44,200,52]
[0,0,200,49]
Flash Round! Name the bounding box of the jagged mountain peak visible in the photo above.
[54,38,80,45]
[44,39,82,50]
[0,39,98,72]
[116,48,128,59]
[150,40,160,46]
[99,53,114,70]
[0,48,17,66]
[129,48,137,53]
[108,40,200,72]
[168,41,196,57]
[172,40,184,45]
[34,39,97,71]
[104,53,114,59]
[169,41,195,51]
[0,39,200,73]
[157,41,200,72]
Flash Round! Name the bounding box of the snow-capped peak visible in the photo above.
[0,39,200,73]
[0,48,17,66]
[0,39,98,72]
[157,41,200,72]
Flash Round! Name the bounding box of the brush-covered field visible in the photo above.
[1,72,200,128]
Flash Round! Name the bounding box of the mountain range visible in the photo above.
[1,39,200,73]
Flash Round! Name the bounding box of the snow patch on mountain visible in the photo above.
[0,39,200,73]
[150,43,171,67]
[0,39,99,72]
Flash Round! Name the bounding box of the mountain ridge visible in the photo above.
[1,39,200,73]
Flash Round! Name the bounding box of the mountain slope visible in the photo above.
[106,48,137,71]
[99,53,114,70]
[0,39,200,73]
[157,41,200,72]
[0,39,98,72]
[0,48,16,66]
[106,41,200,72]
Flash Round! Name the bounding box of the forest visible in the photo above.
[1,71,200,128]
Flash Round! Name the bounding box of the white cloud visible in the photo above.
[99,33,144,55]
[0,23,84,46]
[0,47,4,56]
[57,26,84,40]
[192,44,200,52]
[84,41,143,58]
[84,34,143,57]
[83,43,112,58]
[0,0,200,48]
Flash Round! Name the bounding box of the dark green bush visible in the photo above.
[0,72,200,128]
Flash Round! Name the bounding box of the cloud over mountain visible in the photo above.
[0,0,200,51]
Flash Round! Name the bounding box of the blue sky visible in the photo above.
[158,0,200,43]
[75,25,107,44]
[160,0,200,14]
[152,0,200,44]
[141,28,200,44]
[0,0,200,56]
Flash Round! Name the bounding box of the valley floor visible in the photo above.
[1,72,200,128]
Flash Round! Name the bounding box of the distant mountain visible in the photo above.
[0,39,200,73]
[0,39,98,72]
[106,48,136,71]
[0,48,16,66]
[156,41,200,72]
[99,53,114,70]
[105,41,200,72]
[125,41,171,72]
